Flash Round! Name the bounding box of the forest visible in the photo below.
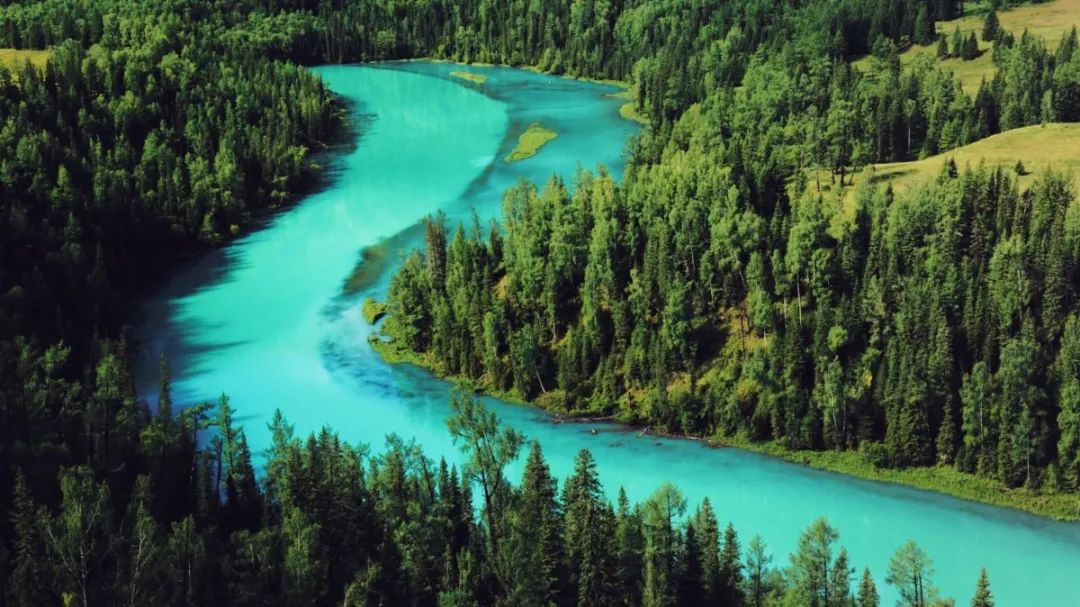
[0,0,1074,604]
[381,2,1080,501]
[5,382,996,606]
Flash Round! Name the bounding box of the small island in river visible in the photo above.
[505,122,557,162]
[449,70,487,84]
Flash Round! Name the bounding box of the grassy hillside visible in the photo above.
[810,123,1080,227]
[855,0,1080,94]
[872,122,1080,191]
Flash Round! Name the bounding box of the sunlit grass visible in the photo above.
[854,0,1080,94]
[871,123,1080,193]
[609,90,648,125]
[505,123,558,163]
[0,48,50,77]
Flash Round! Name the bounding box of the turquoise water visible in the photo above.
[133,63,1080,606]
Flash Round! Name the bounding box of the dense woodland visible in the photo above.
[383,3,1080,492]
[0,0,1072,604]
[4,386,996,606]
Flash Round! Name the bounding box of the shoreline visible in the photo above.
[376,56,646,122]
[370,335,1080,522]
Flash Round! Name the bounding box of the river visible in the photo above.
[132,62,1080,606]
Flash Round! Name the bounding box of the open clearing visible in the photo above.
[810,123,1080,229]
[870,122,1080,192]
[854,0,1080,94]
[0,48,50,75]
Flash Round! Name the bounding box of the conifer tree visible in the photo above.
[971,568,994,607]
[858,568,880,607]
[614,488,645,606]
[718,522,745,604]
[564,449,616,606]
[510,441,565,606]
[9,470,52,607]
[983,11,1000,43]
[694,499,722,602]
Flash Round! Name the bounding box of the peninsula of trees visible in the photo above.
[377,0,1080,516]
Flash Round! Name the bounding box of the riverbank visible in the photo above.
[726,437,1080,522]
[380,57,647,125]
[369,333,1080,522]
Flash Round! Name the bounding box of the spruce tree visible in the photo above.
[694,499,722,602]
[858,568,880,607]
[563,449,616,605]
[676,522,704,607]
[914,6,935,45]
[614,488,645,607]
[511,441,565,606]
[951,27,964,57]
[718,522,745,604]
[963,32,981,60]
[9,470,52,607]
[971,568,994,607]
[983,11,1000,43]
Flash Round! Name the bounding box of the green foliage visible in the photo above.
[385,158,1080,496]
[4,387,992,606]
[983,10,1001,43]
[886,540,944,607]
[0,0,1077,603]
[362,298,388,325]
[971,568,995,607]
[858,568,880,607]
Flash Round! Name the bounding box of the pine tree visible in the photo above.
[971,568,994,607]
[831,548,854,606]
[914,7,935,45]
[694,499,721,603]
[718,522,744,604]
[564,449,616,605]
[676,522,704,607]
[510,441,565,606]
[9,470,52,606]
[788,518,841,606]
[951,27,964,58]
[962,32,981,60]
[614,489,645,606]
[983,11,1000,43]
[858,568,880,607]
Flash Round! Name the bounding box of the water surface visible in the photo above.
[133,62,1080,606]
